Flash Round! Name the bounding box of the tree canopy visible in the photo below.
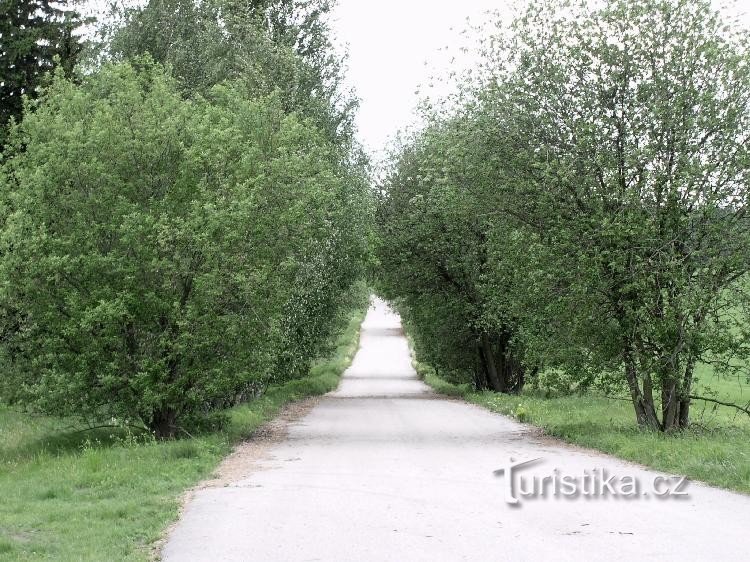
[107,0,355,145]
[0,0,373,438]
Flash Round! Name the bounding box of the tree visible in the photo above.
[104,0,372,383]
[378,0,750,431]
[0,0,84,146]
[0,60,369,437]
[376,114,530,393]
[107,0,355,144]
[478,0,750,430]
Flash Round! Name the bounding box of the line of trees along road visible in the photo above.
[0,0,373,438]
[376,0,750,432]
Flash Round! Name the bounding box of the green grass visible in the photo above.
[0,305,367,561]
[417,362,750,494]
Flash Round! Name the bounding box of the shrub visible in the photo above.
[0,60,369,437]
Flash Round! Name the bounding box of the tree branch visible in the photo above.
[689,395,750,417]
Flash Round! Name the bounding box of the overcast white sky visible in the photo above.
[83,0,512,156]
[331,1,515,156]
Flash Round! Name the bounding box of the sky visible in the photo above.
[82,0,515,157]
[331,0,514,157]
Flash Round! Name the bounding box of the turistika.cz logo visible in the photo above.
[494,458,690,505]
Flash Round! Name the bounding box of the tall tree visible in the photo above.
[376,116,530,394]
[0,59,371,437]
[378,0,750,432]
[0,0,84,146]
[485,0,750,430]
[108,0,355,144]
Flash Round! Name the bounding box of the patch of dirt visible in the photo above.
[203,396,321,487]
[0,528,36,544]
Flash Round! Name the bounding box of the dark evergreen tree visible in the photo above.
[0,0,83,146]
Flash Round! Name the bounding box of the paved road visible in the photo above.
[163,298,749,561]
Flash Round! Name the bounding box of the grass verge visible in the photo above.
[416,361,750,494]
[0,304,367,561]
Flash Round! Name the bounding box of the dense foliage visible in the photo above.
[377,0,750,431]
[377,117,530,393]
[0,1,372,438]
[107,0,354,145]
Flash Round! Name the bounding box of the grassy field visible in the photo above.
[0,305,367,561]
[419,362,750,494]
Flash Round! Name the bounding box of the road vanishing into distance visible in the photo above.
[163,299,748,561]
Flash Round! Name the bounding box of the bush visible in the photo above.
[0,60,369,437]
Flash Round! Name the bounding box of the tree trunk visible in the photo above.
[499,346,525,394]
[497,331,512,393]
[517,366,526,393]
[474,343,489,390]
[151,407,178,439]
[643,372,654,410]
[623,343,660,430]
[678,355,696,429]
[480,333,506,392]
[661,377,679,432]
[479,332,526,394]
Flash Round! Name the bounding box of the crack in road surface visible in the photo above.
[162,298,748,561]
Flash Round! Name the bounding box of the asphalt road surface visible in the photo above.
[163,298,749,561]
